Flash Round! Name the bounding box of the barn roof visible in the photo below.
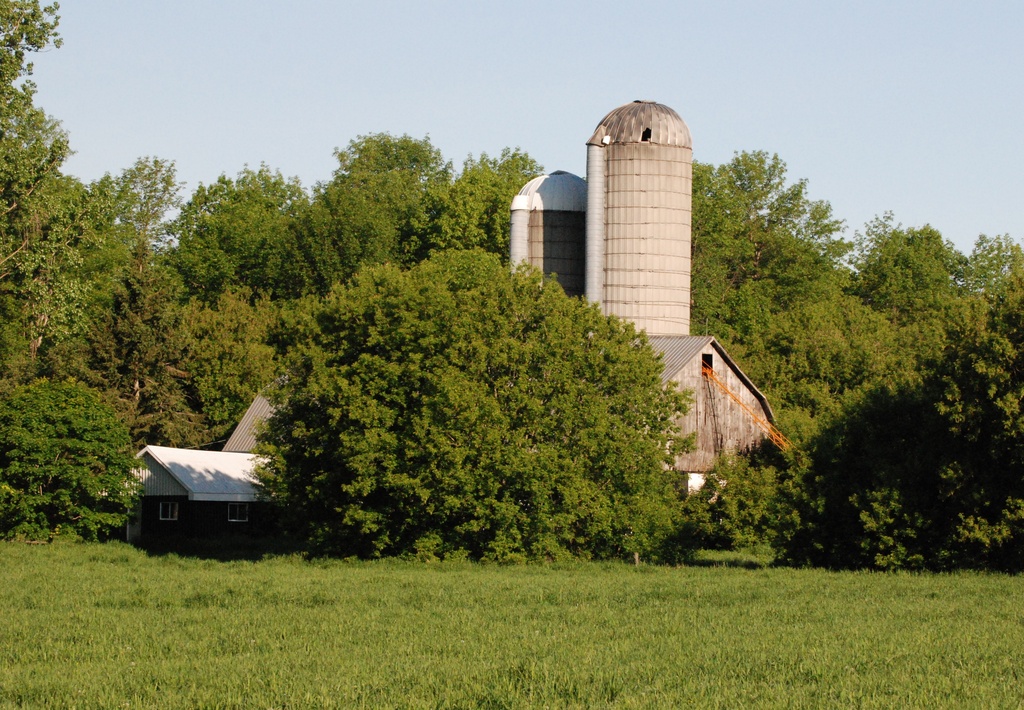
[647,334,775,422]
[137,445,260,502]
[223,394,274,453]
[648,335,714,381]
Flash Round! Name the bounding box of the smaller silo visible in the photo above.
[509,171,587,297]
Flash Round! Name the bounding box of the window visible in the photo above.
[159,502,179,521]
[228,503,249,522]
[702,353,714,373]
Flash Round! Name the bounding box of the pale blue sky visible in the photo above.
[33,1,1024,253]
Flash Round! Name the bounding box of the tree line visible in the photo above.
[2,3,1023,569]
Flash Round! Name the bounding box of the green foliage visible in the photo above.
[776,269,1024,571]
[690,151,879,427]
[850,214,967,370]
[851,214,966,325]
[0,170,135,378]
[42,158,204,448]
[260,250,688,562]
[84,242,201,448]
[4,543,1024,707]
[297,133,452,292]
[2,174,92,361]
[678,455,781,552]
[691,151,847,343]
[934,267,1024,569]
[687,153,1024,571]
[288,136,541,295]
[961,232,1024,296]
[170,165,309,301]
[108,156,182,251]
[746,291,902,428]
[0,4,96,368]
[178,289,279,444]
[425,148,542,257]
[0,1,68,284]
[775,382,951,570]
[0,380,137,540]
[939,269,1024,458]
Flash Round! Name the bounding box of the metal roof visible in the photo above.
[647,335,775,422]
[510,170,587,213]
[223,394,274,453]
[648,335,714,383]
[587,100,692,148]
[137,445,260,502]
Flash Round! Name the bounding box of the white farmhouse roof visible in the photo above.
[136,445,260,502]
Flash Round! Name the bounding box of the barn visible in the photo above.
[649,335,783,490]
[128,445,269,541]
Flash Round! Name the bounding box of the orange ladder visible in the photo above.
[701,364,793,452]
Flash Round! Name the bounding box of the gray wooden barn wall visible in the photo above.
[670,344,770,473]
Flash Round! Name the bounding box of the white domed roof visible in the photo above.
[587,100,691,148]
[510,170,587,212]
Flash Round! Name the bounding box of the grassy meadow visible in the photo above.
[1,543,1022,708]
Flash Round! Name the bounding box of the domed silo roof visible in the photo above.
[509,170,587,298]
[510,170,587,213]
[586,100,692,148]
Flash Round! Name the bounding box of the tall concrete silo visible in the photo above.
[509,170,587,297]
[585,100,693,335]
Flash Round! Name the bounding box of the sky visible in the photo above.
[31,1,1024,254]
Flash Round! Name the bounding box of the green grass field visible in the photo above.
[1,542,1022,708]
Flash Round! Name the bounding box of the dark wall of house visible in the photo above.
[140,496,273,539]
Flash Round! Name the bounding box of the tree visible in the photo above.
[424,148,542,258]
[0,379,138,541]
[774,266,1024,572]
[84,243,201,449]
[170,166,309,301]
[259,250,689,562]
[110,156,183,252]
[178,289,279,445]
[297,134,451,292]
[934,267,1024,570]
[2,174,91,363]
[57,158,201,448]
[690,151,895,430]
[677,454,781,552]
[0,1,68,281]
[773,381,952,570]
[691,151,847,344]
[961,233,1024,296]
[851,215,965,322]
[843,216,974,398]
[0,3,91,373]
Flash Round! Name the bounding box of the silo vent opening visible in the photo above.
[641,127,652,141]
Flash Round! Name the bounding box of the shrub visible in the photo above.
[0,379,138,540]
[259,250,690,562]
